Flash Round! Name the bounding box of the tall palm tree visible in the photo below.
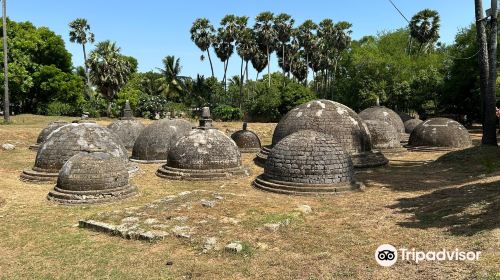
[254,12,277,87]
[409,9,440,54]
[159,55,189,102]
[69,18,95,98]
[190,18,215,77]
[273,13,294,76]
[250,48,268,81]
[2,0,9,123]
[213,27,234,92]
[297,20,318,86]
[87,40,132,116]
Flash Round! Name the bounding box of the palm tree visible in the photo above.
[409,9,440,54]
[69,18,95,98]
[159,55,189,102]
[213,27,234,92]
[273,13,294,77]
[297,20,318,86]
[190,18,215,77]
[87,40,132,116]
[250,48,268,81]
[254,12,277,87]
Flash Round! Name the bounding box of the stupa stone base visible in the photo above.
[28,144,40,151]
[405,145,464,152]
[239,147,261,153]
[399,133,410,144]
[351,151,388,168]
[255,145,272,165]
[47,185,137,204]
[253,175,363,195]
[156,165,249,181]
[129,158,168,164]
[376,147,409,154]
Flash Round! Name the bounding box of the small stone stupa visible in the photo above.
[230,122,262,153]
[47,150,137,204]
[20,122,136,183]
[359,105,407,142]
[363,120,405,153]
[404,118,423,134]
[253,130,363,195]
[156,107,248,180]
[107,100,146,150]
[408,117,472,150]
[29,120,69,151]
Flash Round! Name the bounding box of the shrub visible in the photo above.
[45,101,75,116]
[136,94,170,119]
[212,105,243,121]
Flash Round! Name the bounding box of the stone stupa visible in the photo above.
[107,100,146,150]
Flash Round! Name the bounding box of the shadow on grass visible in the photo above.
[390,181,500,236]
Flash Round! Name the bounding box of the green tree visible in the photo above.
[409,9,440,54]
[69,18,95,97]
[254,12,277,86]
[190,18,215,77]
[87,40,132,116]
[273,13,294,76]
[160,55,189,103]
[297,20,318,85]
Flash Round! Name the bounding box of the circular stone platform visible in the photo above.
[364,120,406,153]
[107,120,145,150]
[130,119,193,163]
[156,108,248,180]
[47,151,137,204]
[20,123,135,183]
[408,117,472,150]
[404,118,423,134]
[231,122,261,153]
[253,130,363,195]
[29,121,69,151]
[256,99,387,168]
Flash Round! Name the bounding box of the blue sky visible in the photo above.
[10,0,476,79]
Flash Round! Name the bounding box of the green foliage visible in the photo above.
[212,104,243,121]
[45,101,75,116]
[136,94,170,119]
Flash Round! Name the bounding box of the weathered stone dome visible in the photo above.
[130,118,193,163]
[364,120,405,152]
[157,107,248,180]
[256,99,387,168]
[253,130,362,195]
[398,111,413,123]
[29,120,69,150]
[359,106,405,133]
[404,118,423,134]
[47,151,137,204]
[230,122,261,153]
[408,118,472,150]
[107,120,145,150]
[21,123,135,183]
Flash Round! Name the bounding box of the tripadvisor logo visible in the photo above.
[375,244,481,267]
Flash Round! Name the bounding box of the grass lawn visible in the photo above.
[0,115,498,279]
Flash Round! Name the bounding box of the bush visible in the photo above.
[212,105,243,121]
[136,94,170,119]
[45,101,75,116]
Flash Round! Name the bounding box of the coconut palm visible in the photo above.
[409,9,440,53]
[254,12,277,86]
[273,13,294,76]
[297,20,318,86]
[159,55,189,102]
[190,18,215,77]
[69,18,95,97]
[87,40,132,115]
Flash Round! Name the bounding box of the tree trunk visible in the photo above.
[267,45,271,87]
[485,0,498,145]
[207,49,215,78]
[223,59,228,93]
[474,0,495,145]
[305,52,309,86]
[239,57,244,109]
[2,0,9,123]
[82,43,92,100]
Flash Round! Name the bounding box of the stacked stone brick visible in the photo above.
[47,151,137,204]
[20,123,134,183]
[156,107,248,180]
[256,99,387,168]
[404,118,423,134]
[131,118,193,163]
[359,105,408,142]
[107,120,145,150]
[364,120,404,152]
[230,122,261,153]
[408,117,472,150]
[29,120,69,150]
[253,130,362,195]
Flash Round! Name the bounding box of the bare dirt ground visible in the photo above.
[0,115,498,280]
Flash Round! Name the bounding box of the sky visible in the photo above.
[9,0,477,79]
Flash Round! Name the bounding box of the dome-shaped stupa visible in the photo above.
[404,118,423,134]
[359,106,408,142]
[364,120,405,152]
[107,101,145,150]
[29,120,69,150]
[130,118,193,163]
[156,107,248,180]
[256,99,387,168]
[408,117,472,150]
[253,130,362,195]
[20,123,136,183]
[47,151,137,204]
[398,111,413,123]
[230,122,261,153]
